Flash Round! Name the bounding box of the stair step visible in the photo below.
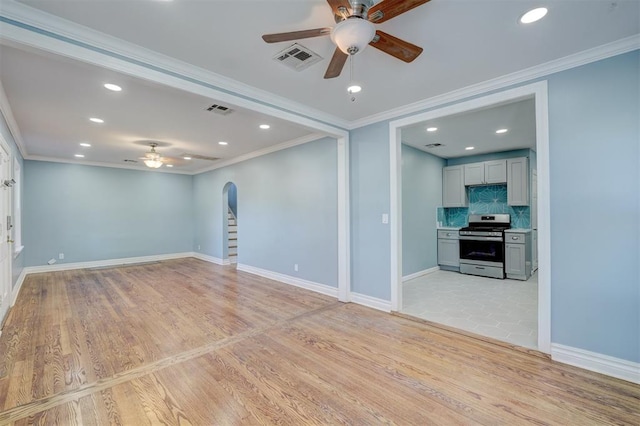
[229,248,238,255]
[229,243,237,249]
[228,225,237,231]
[228,220,237,226]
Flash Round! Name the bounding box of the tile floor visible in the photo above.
[402,270,538,349]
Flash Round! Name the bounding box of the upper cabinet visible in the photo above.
[507,157,529,206]
[443,165,468,207]
[464,160,507,186]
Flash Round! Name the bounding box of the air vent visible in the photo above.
[273,43,323,71]
[180,153,220,161]
[425,143,444,149]
[206,104,234,115]
[123,159,138,163]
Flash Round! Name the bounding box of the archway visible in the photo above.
[222,182,238,265]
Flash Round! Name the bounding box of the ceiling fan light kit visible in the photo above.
[330,17,376,55]
[143,143,164,168]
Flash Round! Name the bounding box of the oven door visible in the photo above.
[459,236,505,266]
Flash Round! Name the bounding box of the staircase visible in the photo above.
[227,208,237,264]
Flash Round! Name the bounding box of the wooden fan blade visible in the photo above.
[368,0,431,23]
[326,0,352,17]
[262,28,331,43]
[324,47,348,79]
[370,30,423,63]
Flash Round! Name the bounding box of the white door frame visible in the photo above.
[388,81,551,354]
[0,134,12,323]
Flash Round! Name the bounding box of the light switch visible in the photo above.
[382,213,389,224]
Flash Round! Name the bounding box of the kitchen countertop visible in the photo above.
[437,227,461,231]
[505,228,532,233]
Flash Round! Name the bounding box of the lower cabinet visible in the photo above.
[505,231,532,280]
[437,230,459,271]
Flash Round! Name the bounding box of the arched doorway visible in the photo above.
[223,182,238,265]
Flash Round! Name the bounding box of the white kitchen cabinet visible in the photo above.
[507,157,529,206]
[437,230,459,270]
[464,160,507,186]
[532,230,538,273]
[505,231,532,280]
[443,166,467,207]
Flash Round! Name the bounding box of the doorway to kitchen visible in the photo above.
[389,81,550,353]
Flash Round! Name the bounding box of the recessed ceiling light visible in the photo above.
[166,164,174,168]
[74,154,85,158]
[103,83,122,92]
[79,143,91,147]
[496,128,508,134]
[89,117,104,124]
[259,124,270,130]
[218,141,228,145]
[465,146,475,150]
[520,7,548,24]
[347,85,362,94]
[183,156,192,160]
[426,127,438,132]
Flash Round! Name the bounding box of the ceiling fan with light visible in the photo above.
[140,143,219,169]
[262,0,429,79]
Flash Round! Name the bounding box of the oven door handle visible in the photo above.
[459,236,504,242]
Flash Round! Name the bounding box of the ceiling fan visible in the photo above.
[262,0,429,79]
[140,143,219,168]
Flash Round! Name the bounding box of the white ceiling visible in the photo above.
[0,0,638,172]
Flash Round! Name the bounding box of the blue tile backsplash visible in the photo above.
[439,184,530,229]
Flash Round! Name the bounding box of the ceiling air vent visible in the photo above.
[425,143,444,149]
[123,159,138,163]
[273,43,323,71]
[180,153,220,162]
[206,104,234,115]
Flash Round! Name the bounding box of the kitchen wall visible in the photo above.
[401,144,445,276]
[193,136,339,288]
[23,161,194,265]
[348,50,639,363]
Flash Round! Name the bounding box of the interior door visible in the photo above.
[0,141,11,323]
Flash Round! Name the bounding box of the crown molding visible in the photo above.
[194,133,329,174]
[349,35,640,130]
[25,155,194,175]
[0,79,27,158]
[0,1,350,130]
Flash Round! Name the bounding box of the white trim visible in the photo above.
[195,133,327,175]
[0,1,350,131]
[349,292,392,313]
[337,135,350,303]
[23,252,194,274]
[13,245,24,259]
[0,80,27,158]
[236,263,339,298]
[10,267,27,307]
[350,35,640,129]
[388,81,551,354]
[191,252,225,266]
[551,344,640,385]
[25,155,194,175]
[402,266,439,282]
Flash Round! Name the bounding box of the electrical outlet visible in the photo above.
[59,253,64,260]
[382,213,389,224]
[294,264,298,272]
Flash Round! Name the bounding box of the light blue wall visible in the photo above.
[23,161,194,266]
[347,50,639,362]
[548,51,639,362]
[194,137,338,287]
[0,111,24,292]
[350,122,391,299]
[401,144,445,276]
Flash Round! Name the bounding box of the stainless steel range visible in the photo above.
[459,214,511,279]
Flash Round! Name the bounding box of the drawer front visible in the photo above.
[438,230,459,240]
[505,233,525,243]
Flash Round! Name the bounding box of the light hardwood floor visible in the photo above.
[0,258,638,425]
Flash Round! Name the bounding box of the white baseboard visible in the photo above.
[191,252,225,265]
[23,252,195,274]
[236,263,339,298]
[402,266,440,282]
[10,268,27,307]
[551,343,640,384]
[349,292,392,313]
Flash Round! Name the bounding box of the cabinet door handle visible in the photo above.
[512,236,519,240]
[475,266,485,270]
[447,233,452,236]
